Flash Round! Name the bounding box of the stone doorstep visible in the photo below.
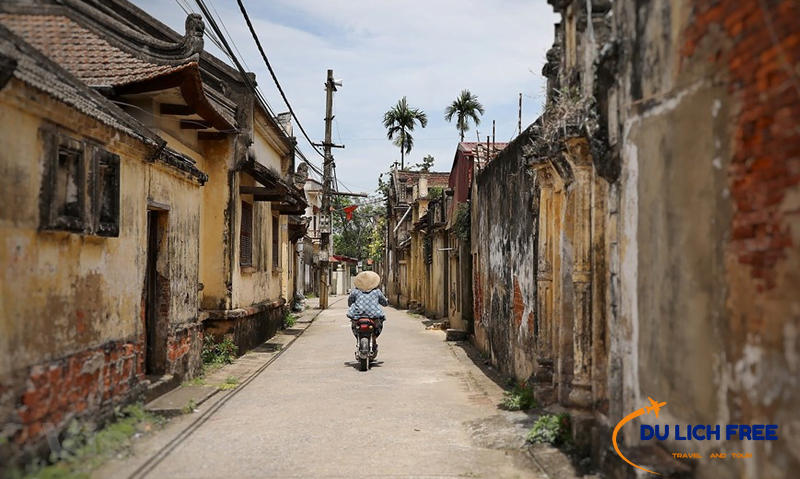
[142,374,180,404]
[528,443,599,479]
[445,328,468,341]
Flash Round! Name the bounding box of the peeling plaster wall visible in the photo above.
[474,135,539,380]
[613,0,800,475]
[252,128,283,174]
[0,79,203,463]
[0,81,201,377]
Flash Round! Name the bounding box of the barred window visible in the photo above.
[272,215,279,268]
[240,202,253,266]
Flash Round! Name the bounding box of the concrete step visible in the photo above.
[142,374,180,404]
[446,328,468,341]
[144,385,218,418]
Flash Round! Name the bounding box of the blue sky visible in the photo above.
[131,0,559,194]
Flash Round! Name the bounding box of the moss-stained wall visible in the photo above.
[473,135,539,380]
[232,172,282,308]
[0,81,202,376]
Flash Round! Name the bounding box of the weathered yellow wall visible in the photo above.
[199,138,232,310]
[232,173,280,308]
[252,130,283,174]
[427,232,447,319]
[0,80,202,378]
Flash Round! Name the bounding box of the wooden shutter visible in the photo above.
[95,150,120,237]
[272,216,279,267]
[240,202,253,266]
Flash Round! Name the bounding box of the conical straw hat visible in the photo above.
[354,271,381,292]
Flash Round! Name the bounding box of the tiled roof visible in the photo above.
[0,24,157,145]
[395,170,451,188]
[0,24,208,183]
[0,14,184,86]
[458,141,510,154]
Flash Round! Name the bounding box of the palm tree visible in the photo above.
[444,89,485,142]
[383,96,428,170]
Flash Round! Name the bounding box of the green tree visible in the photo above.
[413,154,435,172]
[332,196,385,262]
[444,89,485,142]
[383,96,428,170]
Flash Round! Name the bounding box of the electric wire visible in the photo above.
[193,0,323,175]
[202,0,354,193]
[234,0,325,160]
[208,0,253,74]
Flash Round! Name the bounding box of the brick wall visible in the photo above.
[1,340,144,467]
[167,322,204,379]
[683,0,800,291]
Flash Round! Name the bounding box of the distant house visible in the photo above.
[384,170,450,310]
[0,0,305,467]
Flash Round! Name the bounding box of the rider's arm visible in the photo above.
[377,290,388,307]
[348,289,357,306]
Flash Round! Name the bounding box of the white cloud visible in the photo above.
[131,0,558,192]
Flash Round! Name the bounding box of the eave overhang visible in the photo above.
[241,158,307,215]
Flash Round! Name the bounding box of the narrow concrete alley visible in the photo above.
[94,299,568,479]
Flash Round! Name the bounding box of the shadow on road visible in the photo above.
[342,360,384,370]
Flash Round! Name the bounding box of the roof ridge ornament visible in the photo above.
[179,14,205,59]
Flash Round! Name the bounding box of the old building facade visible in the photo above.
[0,0,305,467]
[384,170,449,311]
[471,0,800,477]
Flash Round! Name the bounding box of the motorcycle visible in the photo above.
[352,318,377,371]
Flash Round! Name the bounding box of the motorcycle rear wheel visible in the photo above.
[359,337,370,371]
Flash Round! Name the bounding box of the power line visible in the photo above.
[207,0,253,73]
[192,0,323,175]
[234,0,325,160]
[336,137,460,141]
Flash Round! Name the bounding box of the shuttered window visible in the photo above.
[272,215,279,268]
[40,128,120,236]
[240,202,253,266]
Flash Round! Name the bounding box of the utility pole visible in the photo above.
[319,69,340,310]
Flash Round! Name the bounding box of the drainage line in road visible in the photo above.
[126,296,347,479]
[526,447,553,479]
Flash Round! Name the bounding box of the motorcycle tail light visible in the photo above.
[359,324,371,330]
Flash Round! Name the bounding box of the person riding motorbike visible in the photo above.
[347,271,388,357]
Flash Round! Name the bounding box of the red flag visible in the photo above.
[343,205,359,221]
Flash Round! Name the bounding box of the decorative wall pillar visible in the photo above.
[555,179,574,406]
[566,139,594,409]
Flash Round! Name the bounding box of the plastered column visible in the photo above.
[566,140,594,409]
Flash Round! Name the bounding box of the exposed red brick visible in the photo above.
[683,0,800,291]
[10,340,143,451]
[513,278,524,328]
